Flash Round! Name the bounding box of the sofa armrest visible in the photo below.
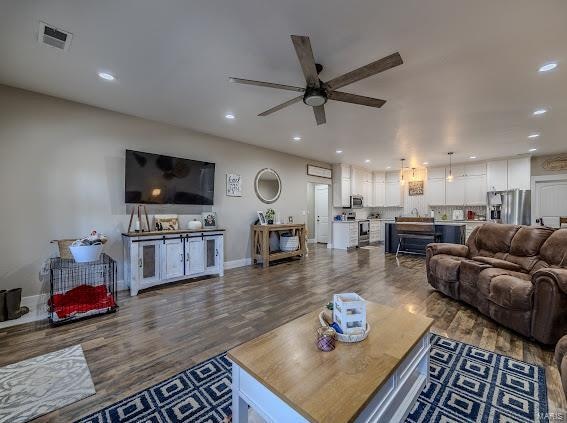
[426,243,469,258]
[533,268,567,294]
[531,268,567,344]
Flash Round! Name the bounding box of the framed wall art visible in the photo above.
[226,173,242,197]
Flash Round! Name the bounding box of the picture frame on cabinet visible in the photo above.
[257,211,267,225]
[201,212,217,229]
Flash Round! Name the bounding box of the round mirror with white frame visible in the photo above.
[254,168,281,204]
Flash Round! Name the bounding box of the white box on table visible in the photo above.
[333,293,366,335]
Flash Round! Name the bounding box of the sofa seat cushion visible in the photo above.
[472,256,523,272]
[429,254,465,282]
[488,275,533,310]
[477,268,531,298]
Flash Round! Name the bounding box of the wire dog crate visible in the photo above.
[48,253,118,325]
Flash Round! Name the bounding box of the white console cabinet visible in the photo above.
[123,229,224,296]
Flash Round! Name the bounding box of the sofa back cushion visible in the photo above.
[540,229,567,267]
[476,223,520,254]
[510,226,555,256]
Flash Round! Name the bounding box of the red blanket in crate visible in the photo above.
[50,284,116,319]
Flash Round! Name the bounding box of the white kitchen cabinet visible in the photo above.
[427,167,446,205]
[487,160,508,191]
[332,222,358,249]
[332,164,352,207]
[427,167,446,180]
[385,182,403,207]
[123,231,225,296]
[369,219,380,243]
[507,157,531,191]
[362,180,373,207]
[465,163,487,176]
[385,172,403,207]
[445,176,466,205]
[161,238,184,280]
[464,174,487,205]
[372,172,386,207]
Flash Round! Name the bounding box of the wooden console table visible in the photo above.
[251,224,306,268]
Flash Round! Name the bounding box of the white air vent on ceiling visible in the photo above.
[37,21,72,51]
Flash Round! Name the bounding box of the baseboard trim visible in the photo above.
[0,294,47,329]
[2,258,253,329]
[224,258,252,269]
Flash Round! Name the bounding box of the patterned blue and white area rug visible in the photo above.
[77,334,548,423]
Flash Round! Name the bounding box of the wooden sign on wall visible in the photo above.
[408,180,424,196]
[543,155,567,171]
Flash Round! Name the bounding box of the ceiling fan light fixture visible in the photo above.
[303,87,327,107]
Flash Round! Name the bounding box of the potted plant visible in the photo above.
[265,208,276,224]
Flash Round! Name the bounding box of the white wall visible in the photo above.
[0,85,330,296]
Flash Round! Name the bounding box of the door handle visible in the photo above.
[180,253,184,262]
[186,253,190,261]
[138,258,142,268]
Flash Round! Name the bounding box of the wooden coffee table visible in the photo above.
[227,302,433,423]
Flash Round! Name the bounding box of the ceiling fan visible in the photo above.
[229,35,403,125]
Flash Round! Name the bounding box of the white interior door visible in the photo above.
[315,184,329,244]
[533,176,567,227]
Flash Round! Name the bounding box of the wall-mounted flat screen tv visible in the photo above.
[125,150,215,205]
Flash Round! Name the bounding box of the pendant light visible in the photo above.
[400,158,406,185]
[447,152,454,182]
[412,168,416,181]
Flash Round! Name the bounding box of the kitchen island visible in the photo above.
[384,221,466,255]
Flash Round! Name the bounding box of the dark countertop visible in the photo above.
[122,228,225,237]
[384,222,466,255]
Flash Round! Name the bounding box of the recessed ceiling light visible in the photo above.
[365,159,371,163]
[469,156,477,159]
[533,109,547,116]
[292,136,302,141]
[528,133,540,139]
[336,150,343,154]
[539,63,557,72]
[423,162,429,165]
[386,166,391,169]
[98,72,115,81]
[529,148,537,152]
[225,114,235,119]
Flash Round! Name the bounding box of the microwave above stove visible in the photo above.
[349,195,363,209]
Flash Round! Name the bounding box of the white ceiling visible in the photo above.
[1,0,566,170]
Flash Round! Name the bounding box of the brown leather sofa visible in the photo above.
[426,223,567,344]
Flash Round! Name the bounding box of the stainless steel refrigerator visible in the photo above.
[487,190,531,225]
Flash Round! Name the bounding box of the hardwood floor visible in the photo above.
[1,244,564,421]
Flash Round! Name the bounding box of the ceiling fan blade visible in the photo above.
[258,96,303,116]
[229,77,305,93]
[313,105,326,125]
[327,91,386,108]
[325,52,403,91]
[290,35,320,88]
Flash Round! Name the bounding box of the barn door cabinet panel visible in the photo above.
[123,229,225,296]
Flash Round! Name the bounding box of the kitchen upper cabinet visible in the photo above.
[445,176,466,205]
[385,172,403,207]
[507,157,531,191]
[465,163,487,176]
[332,164,352,207]
[487,160,508,191]
[464,174,487,205]
[362,180,373,207]
[427,167,445,205]
[373,172,386,207]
